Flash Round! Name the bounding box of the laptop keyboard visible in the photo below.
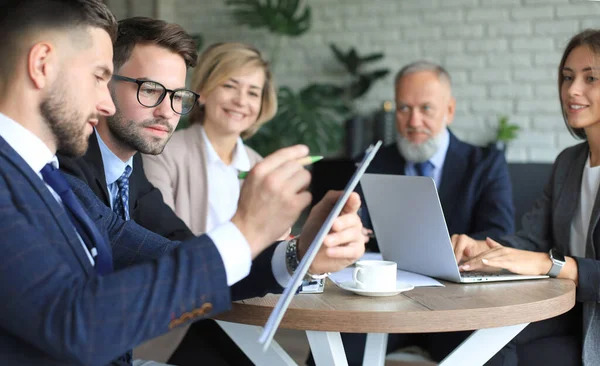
[461,271,505,278]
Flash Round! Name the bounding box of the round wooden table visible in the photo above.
[215,279,576,366]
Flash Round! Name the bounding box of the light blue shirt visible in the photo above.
[95,131,133,210]
[404,128,450,188]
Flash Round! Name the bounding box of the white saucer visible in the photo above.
[337,280,414,297]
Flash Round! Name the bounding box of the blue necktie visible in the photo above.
[40,164,113,275]
[415,160,434,178]
[113,166,132,221]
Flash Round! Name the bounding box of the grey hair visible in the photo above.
[394,60,452,90]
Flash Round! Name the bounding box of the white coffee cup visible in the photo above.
[352,260,397,291]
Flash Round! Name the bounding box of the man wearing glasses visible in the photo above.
[59,17,267,365]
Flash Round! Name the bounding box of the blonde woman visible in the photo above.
[143,42,283,237]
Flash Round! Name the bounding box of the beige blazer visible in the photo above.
[143,123,262,235]
[134,123,262,362]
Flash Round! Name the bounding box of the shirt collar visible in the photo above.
[95,130,133,185]
[0,113,58,172]
[200,126,251,171]
[428,128,450,170]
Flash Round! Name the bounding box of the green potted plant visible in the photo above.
[493,115,520,152]
[225,0,389,156]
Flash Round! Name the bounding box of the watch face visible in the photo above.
[551,249,566,263]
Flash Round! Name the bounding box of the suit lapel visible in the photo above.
[583,148,600,259]
[83,132,111,206]
[554,145,587,255]
[129,153,142,213]
[391,150,406,175]
[192,125,211,232]
[0,137,93,274]
[437,134,466,219]
[369,144,405,174]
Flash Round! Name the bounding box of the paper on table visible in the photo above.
[332,252,444,287]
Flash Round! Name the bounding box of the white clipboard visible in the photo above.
[259,141,382,350]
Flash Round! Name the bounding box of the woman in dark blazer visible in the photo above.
[454,29,600,366]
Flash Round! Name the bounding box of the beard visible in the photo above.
[40,79,92,158]
[106,110,174,155]
[395,128,445,163]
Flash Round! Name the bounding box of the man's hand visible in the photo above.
[232,145,312,258]
[451,234,492,264]
[297,190,366,275]
[278,228,292,241]
[458,238,552,276]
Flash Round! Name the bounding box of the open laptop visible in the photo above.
[360,173,548,283]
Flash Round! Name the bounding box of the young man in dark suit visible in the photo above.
[311,61,516,365]
[0,2,366,365]
[57,17,265,365]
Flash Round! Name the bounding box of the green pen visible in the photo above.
[238,155,323,179]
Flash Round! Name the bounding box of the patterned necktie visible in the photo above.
[415,160,434,178]
[113,165,132,221]
[40,163,113,275]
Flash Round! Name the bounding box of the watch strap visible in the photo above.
[547,249,565,277]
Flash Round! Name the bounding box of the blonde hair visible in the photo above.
[189,42,277,139]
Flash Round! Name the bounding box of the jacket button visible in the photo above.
[201,303,213,314]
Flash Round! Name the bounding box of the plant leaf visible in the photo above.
[226,0,311,37]
[360,53,384,64]
[246,84,347,156]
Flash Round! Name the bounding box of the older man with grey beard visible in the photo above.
[308,60,516,366]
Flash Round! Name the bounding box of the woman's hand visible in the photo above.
[459,238,552,276]
[451,234,492,263]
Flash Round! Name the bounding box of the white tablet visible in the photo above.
[259,141,382,350]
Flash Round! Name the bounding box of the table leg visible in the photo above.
[216,321,297,366]
[440,323,529,366]
[363,333,388,366]
[306,331,348,366]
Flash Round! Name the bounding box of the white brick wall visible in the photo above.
[109,0,600,163]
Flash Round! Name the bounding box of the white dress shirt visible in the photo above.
[570,155,600,258]
[200,127,292,287]
[404,128,450,187]
[0,113,94,265]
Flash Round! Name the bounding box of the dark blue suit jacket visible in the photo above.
[0,136,233,365]
[58,132,282,302]
[364,131,514,249]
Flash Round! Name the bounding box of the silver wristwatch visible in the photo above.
[547,248,566,277]
[285,237,330,279]
[285,237,300,274]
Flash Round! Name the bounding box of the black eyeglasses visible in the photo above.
[112,75,199,115]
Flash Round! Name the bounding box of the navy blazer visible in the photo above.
[58,132,283,302]
[0,136,233,366]
[364,131,514,249]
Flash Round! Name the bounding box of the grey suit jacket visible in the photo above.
[499,142,600,365]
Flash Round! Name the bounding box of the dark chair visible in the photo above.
[310,159,554,234]
[507,163,553,232]
[310,158,356,208]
